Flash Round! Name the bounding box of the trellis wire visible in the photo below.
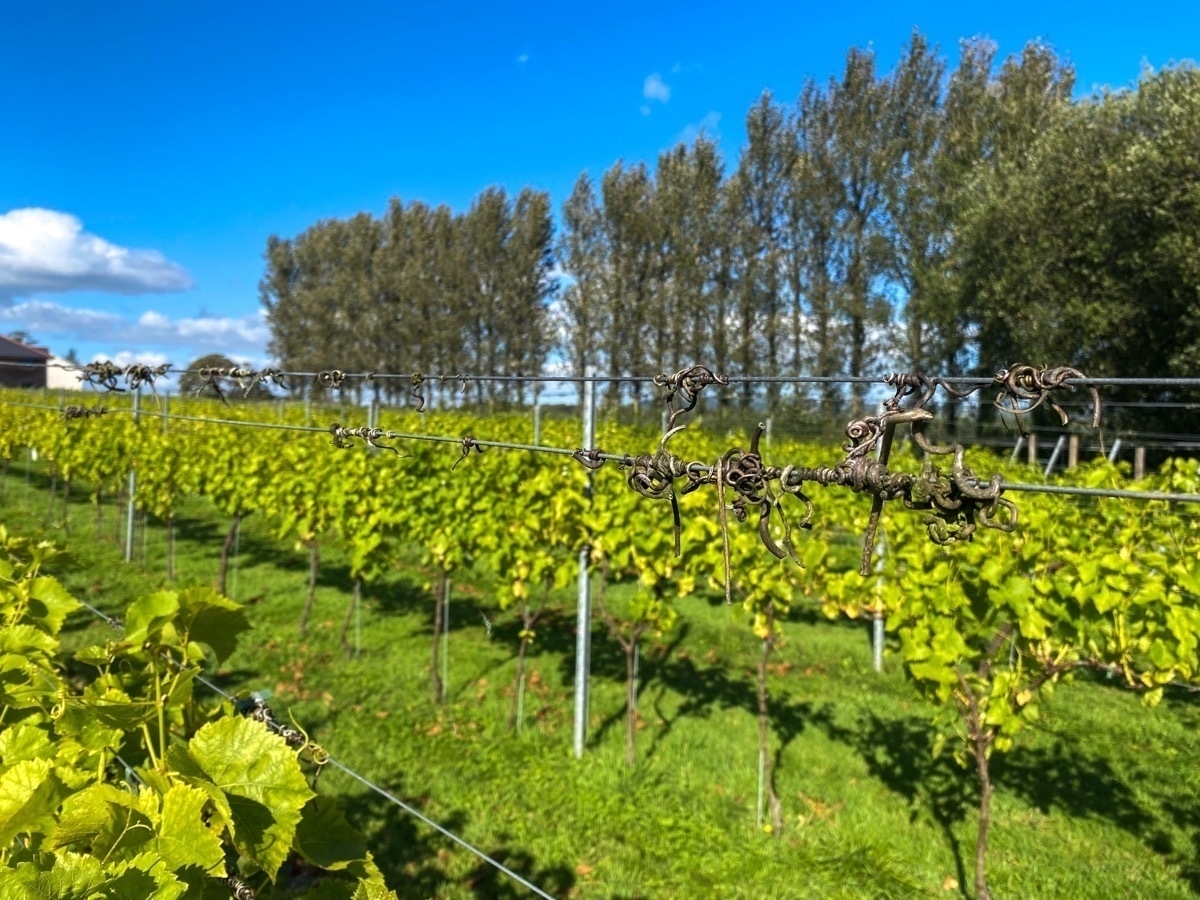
[2,397,1200,505]
[68,601,559,900]
[13,355,1200,388]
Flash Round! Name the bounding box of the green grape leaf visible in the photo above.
[0,758,64,846]
[185,716,315,880]
[156,784,226,874]
[25,576,80,636]
[174,588,249,664]
[294,795,368,871]
[0,851,106,900]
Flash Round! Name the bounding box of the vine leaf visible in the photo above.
[184,716,315,880]
[0,758,64,847]
[174,588,251,665]
[50,783,155,863]
[157,784,226,874]
[24,576,80,636]
[293,795,368,871]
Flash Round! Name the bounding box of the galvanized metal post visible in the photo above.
[440,576,450,696]
[1107,438,1122,464]
[872,528,885,673]
[533,388,541,446]
[124,389,140,563]
[573,369,597,759]
[1044,434,1066,478]
[1010,436,1024,465]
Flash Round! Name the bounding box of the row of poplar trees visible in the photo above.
[261,33,1200,424]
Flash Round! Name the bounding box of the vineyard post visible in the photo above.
[440,576,450,698]
[1134,446,1146,480]
[1108,438,1123,463]
[124,388,140,563]
[304,393,312,426]
[765,416,773,451]
[1010,436,1024,464]
[230,515,241,600]
[533,386,541,446]
[1044,435,1066,477]
[1026,434,1038,468]
[872,528,885,673]
[573,369,597,760]
[1067,434,1079,469]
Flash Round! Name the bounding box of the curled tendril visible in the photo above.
[410,373,427,412]
[452,436,485,470]
[316,370,347,390]
[225,873,256,900]
[328,423,405,455]
[78,361,125,392]
[993,364,1101,436]
[61,405,107,422]
[197,367,230,406]
[720,423,806,564]
[572,448,607,470]
[620,426,693,556]
[653,365,728,429]
[123,363,172,395]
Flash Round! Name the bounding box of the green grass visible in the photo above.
[4,466,1200,899]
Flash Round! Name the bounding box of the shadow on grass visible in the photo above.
[825,711,1170,898]
[341,786,576,900]
[824,712,975,897]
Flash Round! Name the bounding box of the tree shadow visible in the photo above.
[339,785,575,900]
[993,740,1151,834]
[823,712,977,897]
[825,711,1168,898]
[644,650,831,767]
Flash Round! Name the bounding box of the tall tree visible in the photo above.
[730,93,795,407]
[559,174,607,404]
[956,63,1200,430]
[826,47,894,413]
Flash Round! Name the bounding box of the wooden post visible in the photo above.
[1134,446,1146,481]
[1067,434,1079,470]
[1026,434,1038,468]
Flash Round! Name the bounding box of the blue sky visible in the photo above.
[1,1,1196,374]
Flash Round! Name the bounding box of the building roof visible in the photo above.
[0,336,51,361]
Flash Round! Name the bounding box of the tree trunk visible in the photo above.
[431,570,446,703]
[756,606,783,833]
[624,636,638,767]
[46,466,57,523]
[61,478,71,532]
[166,514,176,581]
[298,541,320,636]
[972,723,994,900]
[216,512,242,596]
[510,634,529,731]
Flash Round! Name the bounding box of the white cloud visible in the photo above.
[643,72,671,103]
[0,299,269,358]
[517,53,529,64]
[0,208,193,301]
[640,104,652,116]
[676,111,722,145]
